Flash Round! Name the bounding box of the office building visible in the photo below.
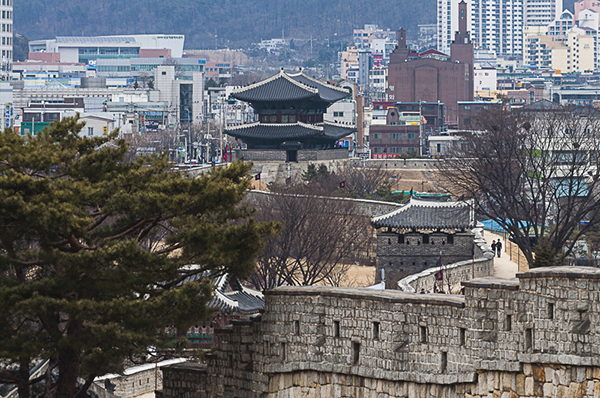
[29,34,185,64]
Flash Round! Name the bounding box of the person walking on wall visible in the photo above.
[491,240,496,254]
[496,239,502,258]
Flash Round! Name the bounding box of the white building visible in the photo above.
[471,0,524,56]
[474,66,497,92]
[29,34,185,64]
[548,10,575,36]
[525,0,563,27]
[438,0,559,57]
[154,65,203,127]
[577,9,599,69]
[437,0,473,55]
[0,0,12,80]
[567,28,595,72]
[62,111,117,138]
[324,101,356,125]
[258,39,286,52]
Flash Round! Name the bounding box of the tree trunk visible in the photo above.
[17,357,29,398]
[55,347,81,398]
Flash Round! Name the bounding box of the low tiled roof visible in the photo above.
[225,121,355,141]
[180,268,264,315]
[371,197,475,230]
[231,69,350,103]
[208,274,264,315]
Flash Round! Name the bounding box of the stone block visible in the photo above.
[545,366,555,383]
[587,381,594,397]
[543,382,553,397]
[502,373,513,391]
[533,364,546,383]
[557,385,569,398]
[500,392,510,398]
[575,367,586,383]
[524,364,533,376]
[525,377,534,396]
[557,368,571,386]
[486,372,495,393]
[515,374,525,395]
[567,382,583,398]
[478,374,488,395]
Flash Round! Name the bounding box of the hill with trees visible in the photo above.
[14,0,435,49]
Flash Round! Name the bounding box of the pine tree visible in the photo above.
[531,241,562,268]
[0,116,276,397]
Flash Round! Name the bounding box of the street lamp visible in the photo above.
[186,107,192,177]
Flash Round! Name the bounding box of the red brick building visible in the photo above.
[370,106,421,159]
[387,0,474,126]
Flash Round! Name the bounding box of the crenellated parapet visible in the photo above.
[161,267,600,398]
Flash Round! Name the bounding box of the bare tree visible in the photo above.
[250,185,372,290]
[163,57,186,78]
[437,106,600,266]
[338,160,394,197]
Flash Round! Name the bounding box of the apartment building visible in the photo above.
[0,0,12,80]
[439,0,558,57]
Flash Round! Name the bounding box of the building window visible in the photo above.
[353,342,360,364]
[408,133,415,139]
[420,326,427,343]
[88,127,93,136]
[373,133,382,139]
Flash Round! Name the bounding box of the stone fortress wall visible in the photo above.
[161,266,600,398]
[376,225,495,287]
[398,227,495,293]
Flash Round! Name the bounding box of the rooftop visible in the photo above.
[371,197,476,230]
[231,69,350,103]
[225,121,355,141]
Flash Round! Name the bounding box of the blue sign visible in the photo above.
[5,104,11,128]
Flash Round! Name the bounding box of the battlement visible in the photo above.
[161,267,600,398]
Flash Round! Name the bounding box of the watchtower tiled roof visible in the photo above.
[231,69,350,103]
[224,121,355,141]
[371,197,476,230]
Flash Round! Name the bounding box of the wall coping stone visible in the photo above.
[517,265,600,279]
[266,286,466,307]
[162,363,207,373]
[462,276,519,290]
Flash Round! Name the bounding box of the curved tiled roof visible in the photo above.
[207,274,265,315]
[288,71,351,102]
[224,122,355,141]
[371,197,476,230]
[231,69,350,103]
[178,268,265,315]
